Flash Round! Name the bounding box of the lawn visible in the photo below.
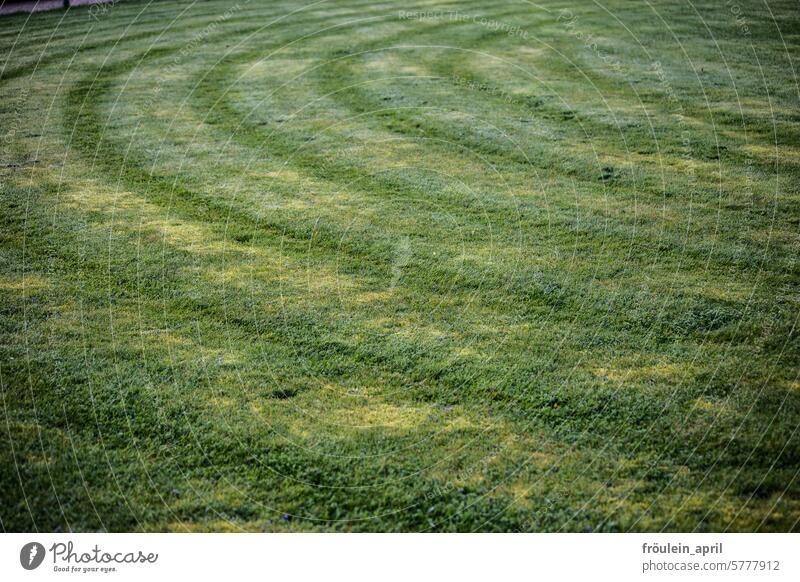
[1,0,798,532]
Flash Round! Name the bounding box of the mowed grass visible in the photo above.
[1,0,798,532]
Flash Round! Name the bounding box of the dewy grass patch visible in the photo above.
[1,0,798,532]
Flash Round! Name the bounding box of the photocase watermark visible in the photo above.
[20,542,46,570]
[451,74,521,106]
[19,541,158,574]
[87,0,119,21]
[651,60,697,192]
[1,87,30,146]
[725,0,751,37]
[1,86,34,171]
[723,3,755,205]
[399,10,529,40]
[389,235,411,290]
[557,9,625,74]
[136,1,250,117]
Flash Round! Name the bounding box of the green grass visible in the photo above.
[1,0,798,532]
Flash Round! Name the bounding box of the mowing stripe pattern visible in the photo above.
[1,0,799,531]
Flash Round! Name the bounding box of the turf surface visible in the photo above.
[1,0,799,532]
